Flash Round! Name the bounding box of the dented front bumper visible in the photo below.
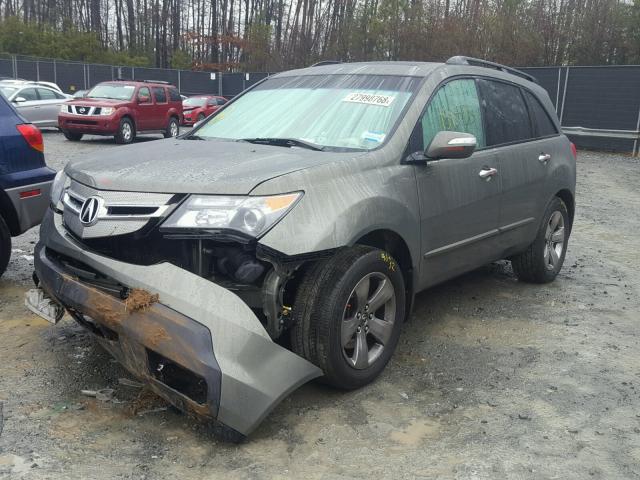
[34,210,322,436]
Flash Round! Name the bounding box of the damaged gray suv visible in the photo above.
[31,57,576,440]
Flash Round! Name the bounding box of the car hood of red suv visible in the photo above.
[65,98,129,108]
[65,138,359,195]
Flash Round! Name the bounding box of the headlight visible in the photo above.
[60,104,69,113]
[50,170,67,208]
[161,192,303,237]
[100,107,115,116]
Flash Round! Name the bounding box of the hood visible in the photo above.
[65,138,358,195]
[66,98,128,107]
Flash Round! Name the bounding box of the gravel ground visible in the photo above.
[1,131,639,479]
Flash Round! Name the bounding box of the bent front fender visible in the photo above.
[36,211,322,435]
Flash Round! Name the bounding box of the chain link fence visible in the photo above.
[1,54,638,154]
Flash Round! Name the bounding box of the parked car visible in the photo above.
[0,81,71,127]
[0,93,55,277]
[0,79,65,94]
[182,95,227,125]
[31,57,576,440]
[58,80,183,144]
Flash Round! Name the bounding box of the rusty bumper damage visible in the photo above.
[34,210,322,436]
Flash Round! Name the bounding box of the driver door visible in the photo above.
[413,78,502,288]
[136,87,153,131]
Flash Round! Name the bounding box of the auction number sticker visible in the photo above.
[343,92,395,107]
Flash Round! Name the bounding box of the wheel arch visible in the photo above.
[0,189,20,235]
[354,228,415,320]
[555,188,575,226]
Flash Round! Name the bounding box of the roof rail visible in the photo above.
[446,56,537,84]
[310,60,342,67]
[141,79,171,85]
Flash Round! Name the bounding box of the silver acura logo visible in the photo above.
[79,196,102,226]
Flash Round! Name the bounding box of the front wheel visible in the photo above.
[115,118,135,144]
[511,196,570,283]
[290,246,405,389]
[63,131,83,141]
[164,117,179,138]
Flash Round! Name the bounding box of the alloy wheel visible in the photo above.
[544,211,565,270]
[341,272,396,369]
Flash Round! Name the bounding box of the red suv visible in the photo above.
[59,80,183,144]
[182,95,227,126]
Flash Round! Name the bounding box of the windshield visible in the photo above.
[195,74,421,151]
[0,86,17,98]
[184,97,207,107]
[87,83,135,100]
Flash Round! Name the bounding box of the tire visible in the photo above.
[114,117,135,144]
[63,131,83,141]
[197,113,205,123]
[0,215,11,278]
[164,117,179,138]
[511,196,570,283]
[290,246,405,390]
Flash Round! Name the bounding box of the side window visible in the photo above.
[19,88,38,101]
[523,90,558,138]
[138,87,151,104]
[477,79,533,146]
[152,86,167,103]
[168,88,181,102]
[421,79,485,150]
[37,88,58,100]
[207,98,217,106]
[217,98,227,105]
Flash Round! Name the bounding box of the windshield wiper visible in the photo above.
[238,137,324,151]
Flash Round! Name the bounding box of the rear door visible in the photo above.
[476,79,557,251]
[414,78,502,288]
[150,86,168,130]
[35,87,67,127]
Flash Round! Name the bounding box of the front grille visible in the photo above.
[62,179,178,239]
[71,105,99,115]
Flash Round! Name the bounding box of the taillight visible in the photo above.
[16,124,44,153]
[570,142,577,160]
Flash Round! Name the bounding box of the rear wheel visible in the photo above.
[290,246,405,389]
[0,215,11,278]
[115,118,135,144]
[511,196,570,283]
[63,131,83,141]
[164,117,179,138]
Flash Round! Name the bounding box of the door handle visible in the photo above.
[478,167,498,180]
[538,153,552,163]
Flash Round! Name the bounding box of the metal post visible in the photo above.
[177,69,181,92]
[12,55,17,78]
[53,59,57,84]
[633,105,640,157]
[555,67,561,113]
[86,63,90,89]
[132,67,135,80]
[559,66,570,126]
[218,73,223,96]
[36,60,40,81]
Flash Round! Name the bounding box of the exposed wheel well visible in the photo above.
[120,115,135,129]
[556,189,575,226]
[355,229,414,319]
[0,190,20,236]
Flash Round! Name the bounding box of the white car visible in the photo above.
[0,81,71,127]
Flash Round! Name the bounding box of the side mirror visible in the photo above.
[425,131,477,160]
[13,96,26,103]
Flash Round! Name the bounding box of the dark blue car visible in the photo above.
[0,92,55,276]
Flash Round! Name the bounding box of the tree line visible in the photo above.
[0,0,638,71]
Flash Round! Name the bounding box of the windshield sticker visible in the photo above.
[362,131,386,143]
[343,92,395,107]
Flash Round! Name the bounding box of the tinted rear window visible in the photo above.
[168,88,181,102]
[523,90,558,137]
[152,86,167,103]
[477,79,533,146]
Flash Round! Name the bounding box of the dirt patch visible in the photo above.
[124,289,159,313]
[147,326,170,347]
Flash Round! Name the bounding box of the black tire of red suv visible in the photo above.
[164,117,180,138]
[0,214,11,278]
[115,117,135,144]
[63,131,83,141]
